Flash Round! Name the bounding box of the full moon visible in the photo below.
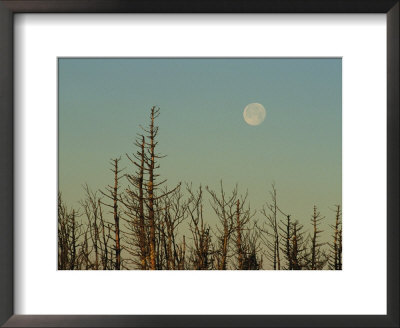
[243,103,266,126]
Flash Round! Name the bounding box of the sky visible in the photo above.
[58,58,341,235]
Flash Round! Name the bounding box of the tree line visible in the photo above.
[58,106,342,270]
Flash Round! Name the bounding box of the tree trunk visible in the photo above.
[113,159,121,270]
[148,107,156,270]
[236,199,243,270]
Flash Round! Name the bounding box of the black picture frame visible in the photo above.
[0,1,398,327]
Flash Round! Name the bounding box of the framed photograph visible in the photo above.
[0,1,398,327]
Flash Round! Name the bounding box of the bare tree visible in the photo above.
[142,107,180,269]
[58,192,70,270]
[123,106,179,270]
[279,213,292,270]
[260,184,281,270]
[160,187,188,269]
[234,195,253,270]
[186,185,213,270]
[329,205,342,270]
[308,205,328,270]
[290,221,307,270]
[124,134,148,269]
[100,157,124,270]
[338,227,342,270]
[206,182,241,270]
[80,184,104,270]
[58,193,82,270]
[242,221,263,270]
[98,200,113,269]
[236,200,244,269]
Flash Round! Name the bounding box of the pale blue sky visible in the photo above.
[59,58,341,230]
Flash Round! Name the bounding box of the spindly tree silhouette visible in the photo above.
[58,193,82,270]
[123,106,180,270]
[260,184,281,270]
[100,157,124,270]
[329,205,342,270]
[308,205,328,270]
[206,182,239,270]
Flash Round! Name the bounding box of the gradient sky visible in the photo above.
[59,58,341,234]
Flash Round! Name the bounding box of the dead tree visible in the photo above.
[175,235,186,270]
[69,209,77,269]
[159,186,188,269]
[236,200,244,269]
[100,157,124,270]
[256,222,275,270]
[58,193,70,270]
[260,184,281,270]
[80,227,92,270]
[146,106,159,269]
[124,106,179,270]
[206,182,240,270]
[186,184,213,270]
[338,227,342,269]
[81,184,105,270]
[58,193,82,270]
[278,213,292,270]
[329,205,342,270]
[234,195,252,270]
[98,200,112,270]
[309,205,327,270]
[124,135,148,269]
[291,221,307,270]
[242,222,263,270]
[143,107,180,269]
